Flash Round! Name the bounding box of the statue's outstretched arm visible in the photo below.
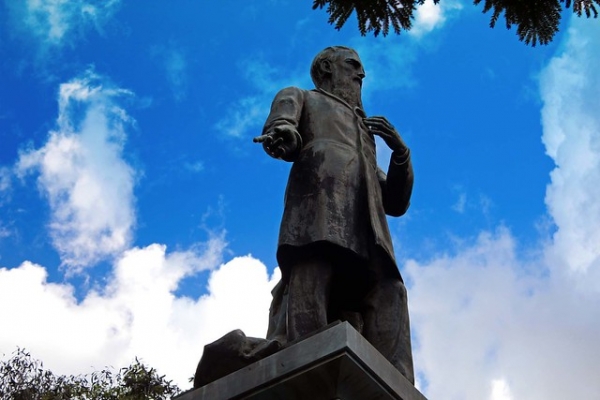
[254,87,304,162]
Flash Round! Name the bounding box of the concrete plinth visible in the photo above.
[175,322,427,400]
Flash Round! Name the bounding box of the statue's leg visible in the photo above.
[286,258,333,342]
[362,277,415,384]
[266,279,288,343]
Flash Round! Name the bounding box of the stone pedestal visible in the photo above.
[175,322,427,400]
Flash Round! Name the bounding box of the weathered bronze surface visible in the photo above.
[194,46,415,389]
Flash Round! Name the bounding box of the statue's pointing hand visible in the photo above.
[253,126,299,160]
[364,116,408,155]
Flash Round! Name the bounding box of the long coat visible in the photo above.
[262,87,414,278]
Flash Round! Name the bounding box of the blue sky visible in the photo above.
[1,1,599,398]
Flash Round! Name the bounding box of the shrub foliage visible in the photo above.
[0,349,181,400]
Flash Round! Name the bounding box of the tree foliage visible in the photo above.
[312,0,600,45]
[0,349,181,400]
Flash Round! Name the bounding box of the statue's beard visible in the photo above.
[331,80,363,110]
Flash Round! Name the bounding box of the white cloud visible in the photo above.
[7,0,121,48]
[407,228,600,400]
[0,234,280,389]
[16,71,136,270]
[407,229,523,399]
[410,0,463,37]
[406,17,600,400]
[540,19,600,279]
[490,378,513,400]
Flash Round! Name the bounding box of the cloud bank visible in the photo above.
[407,18,600,400]
[0,234,279,388]
[2,70,280,391]
[541,21,600,280]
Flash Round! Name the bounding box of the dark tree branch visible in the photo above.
[313,0,600,46]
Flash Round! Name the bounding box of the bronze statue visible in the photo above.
[193,46,415,388]
[254,46,415,383]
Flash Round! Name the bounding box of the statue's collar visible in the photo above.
[314,88,366,117]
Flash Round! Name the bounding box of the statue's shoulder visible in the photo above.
[274,86,308,98]
[272,87,326,108]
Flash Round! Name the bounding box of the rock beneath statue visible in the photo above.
[193,329,282,389]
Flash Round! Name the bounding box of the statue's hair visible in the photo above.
[310,46,356,88]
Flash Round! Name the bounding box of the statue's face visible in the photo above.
[329,49,365,93]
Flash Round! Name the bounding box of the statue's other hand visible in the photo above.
[253,126,299,159]
[364,116,408,154]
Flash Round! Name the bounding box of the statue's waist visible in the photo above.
[301,137,374,154]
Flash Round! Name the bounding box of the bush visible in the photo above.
[0,349,181,400]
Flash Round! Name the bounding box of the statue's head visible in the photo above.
[310,46,365,108]
[310,46,364,88]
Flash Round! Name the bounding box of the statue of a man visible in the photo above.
[254,46,415,383]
